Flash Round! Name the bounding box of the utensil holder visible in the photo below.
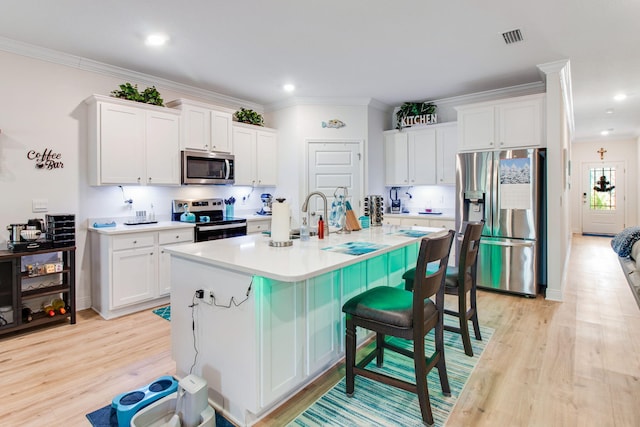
[225,205,234,218]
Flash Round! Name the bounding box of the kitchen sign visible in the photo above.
[399,113,437,128]
[27,148,64,169]
[395,101,437,130]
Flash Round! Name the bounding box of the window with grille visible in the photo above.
[590,167,616,210]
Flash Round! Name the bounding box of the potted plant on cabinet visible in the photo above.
[234,108,264,126]
[110,83,164,106]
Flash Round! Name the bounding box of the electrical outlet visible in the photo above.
[202,290,214,305]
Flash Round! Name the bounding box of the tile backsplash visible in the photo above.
[386,185,455,214]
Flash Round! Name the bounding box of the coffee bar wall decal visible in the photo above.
[27,148,64,169]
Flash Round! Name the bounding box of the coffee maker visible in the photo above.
[258,193,273,215]
[389,187,401,213]
[7,223,28,244]
[7,220,52,252]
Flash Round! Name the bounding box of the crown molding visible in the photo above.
[265,96,392,113]
[431,81,545,108]
[0,36,263,112]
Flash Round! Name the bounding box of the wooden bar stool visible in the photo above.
[403,221,484,356]
[342,230,455,426]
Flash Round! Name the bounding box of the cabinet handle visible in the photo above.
[175,235,180,239]
[133,240,137,244]
[148,177,152,182]
[489,142,493,146]
[150,252,154,256]
[137,177,141,183]
[205,144,209,150]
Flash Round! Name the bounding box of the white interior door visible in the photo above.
[307,140,362,224]
[582,162,625,235]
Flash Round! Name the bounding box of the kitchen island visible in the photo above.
[165,225,444,426]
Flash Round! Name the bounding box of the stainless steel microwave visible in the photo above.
[181,150,235,185]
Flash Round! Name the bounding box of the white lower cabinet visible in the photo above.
[158,229,195,296]
[383,217,402,225]
[91,227,193,319]
[247,219,271,234]
[112,244,157,308]
[306,272,341,375]
[258,278,305,407]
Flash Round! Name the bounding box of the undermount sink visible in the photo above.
[263,229,318,239]
[289,228,318,238]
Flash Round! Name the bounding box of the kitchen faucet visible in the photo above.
[301,191,329,236]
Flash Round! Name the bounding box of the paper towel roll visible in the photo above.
[271,202,290,242]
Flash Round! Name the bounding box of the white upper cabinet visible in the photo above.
[456,93,545,152]
[232,123,277,187]
[85,95,181,186]
[166,99,233,153]
[384,122,457,186]
[436,123,458,185]
[145,111,181,185]
[384,128,436,186]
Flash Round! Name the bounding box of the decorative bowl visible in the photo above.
[20,229,42,241]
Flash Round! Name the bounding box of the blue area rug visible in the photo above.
[152,305,171,321]
[289,323,493,426]
[86,400,234,427]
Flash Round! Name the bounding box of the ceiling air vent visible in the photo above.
[502,29,523,45]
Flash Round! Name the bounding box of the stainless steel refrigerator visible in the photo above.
[455,149,547,297]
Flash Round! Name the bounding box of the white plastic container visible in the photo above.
[0,306,14,324]
[130,392,215,427]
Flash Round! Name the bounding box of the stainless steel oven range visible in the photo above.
[172,199,247,242]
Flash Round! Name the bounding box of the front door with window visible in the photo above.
[582,162,625,235]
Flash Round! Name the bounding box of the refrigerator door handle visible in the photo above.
[480,239,535,248]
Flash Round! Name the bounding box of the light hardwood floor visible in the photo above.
[1,234,638,426]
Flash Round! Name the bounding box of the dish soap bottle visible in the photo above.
[317,215,325,240]
[300,217,310,241]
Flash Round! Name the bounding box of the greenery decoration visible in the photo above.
[396,101,437,129]
[141,86,164,106]
[234,108,264,126]
[110,83,164,106]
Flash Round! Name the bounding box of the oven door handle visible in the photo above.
[224,159,230,180]
[198,223,246,232]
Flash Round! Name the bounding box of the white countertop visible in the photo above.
[88,220,195,235]
[164,225,444,282]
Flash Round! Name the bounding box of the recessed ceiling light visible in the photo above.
[283,84,295,92]
[605,108,615,114]
[600,128,614,136]
[145,34,169,46]
[613,93,627,101]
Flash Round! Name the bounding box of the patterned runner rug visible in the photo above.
[152,305,171,321]
[289,324,494,427]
